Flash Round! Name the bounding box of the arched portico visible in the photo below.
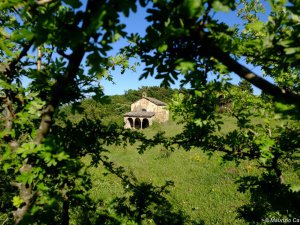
[124,111,155,129]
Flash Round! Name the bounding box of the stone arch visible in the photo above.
[135,118,141,129]
[142,118,149,129]
[127,118,133,128]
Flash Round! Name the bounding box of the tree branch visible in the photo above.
[57,49,71,60]
[197,30,300,105]
[272,154,284,184]
[0,41,33,149]
[13,0,101,223]
[2,94,19,151]
[34,0,100,143]
[6,40,34,82]
[13,164,35,225]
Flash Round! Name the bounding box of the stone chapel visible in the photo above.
[123,93,169,129]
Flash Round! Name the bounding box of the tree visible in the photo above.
[125,0,300,221]
[124,86,176,102]
[1,0,300,224]
[128,0,300,105]
[0,0,151,224]
[238,79,253,94]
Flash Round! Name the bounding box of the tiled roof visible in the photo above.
[124,111,155,118]
[144,97,167,106]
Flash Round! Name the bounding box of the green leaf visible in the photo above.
[284,47,300,55]
[183,0,202,17]
[17,172,35,185]
[175,61,195,74]
[246,21,264,31]
[37,182,49,191]
[0,80,15,90]
[0,39,14,57]
[3,163,11,173]
[63,0,82,8]
[291,185,300,192]
[31,205,39,214]
[212,1,231,12]
[114,33,121,42]
[11,28,34,42]
[158,44,168,53]
[194,90,201,97]
[277,39,294,47]
[274,102,296,114]
[12,196,23,208]
[54,152,69,161]
[16,142,38,158]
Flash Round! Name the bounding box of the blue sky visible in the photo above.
[100,1,272,96]
[21,1,272,96]
[19,1,273,96]
[19,1,271,96]
[100,4,163,95]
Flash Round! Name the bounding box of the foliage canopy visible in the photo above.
[0,0,299,224]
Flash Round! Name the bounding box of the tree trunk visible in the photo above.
[62,200,69,225]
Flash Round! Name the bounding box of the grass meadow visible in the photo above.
[81,113,299,224]
[83,117,270,224]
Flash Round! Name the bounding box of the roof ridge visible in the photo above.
[144,97,167,106]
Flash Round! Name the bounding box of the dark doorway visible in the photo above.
[142,118,149,129]
[135,118,141,129]
[128,118,133,128]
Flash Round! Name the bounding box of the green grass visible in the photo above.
[84,116,300,224]
[84,118,255,224]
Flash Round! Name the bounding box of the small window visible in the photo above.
[141,108,147,112]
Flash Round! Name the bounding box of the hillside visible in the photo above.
[85,118,256,224]
[57,86,299,224]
